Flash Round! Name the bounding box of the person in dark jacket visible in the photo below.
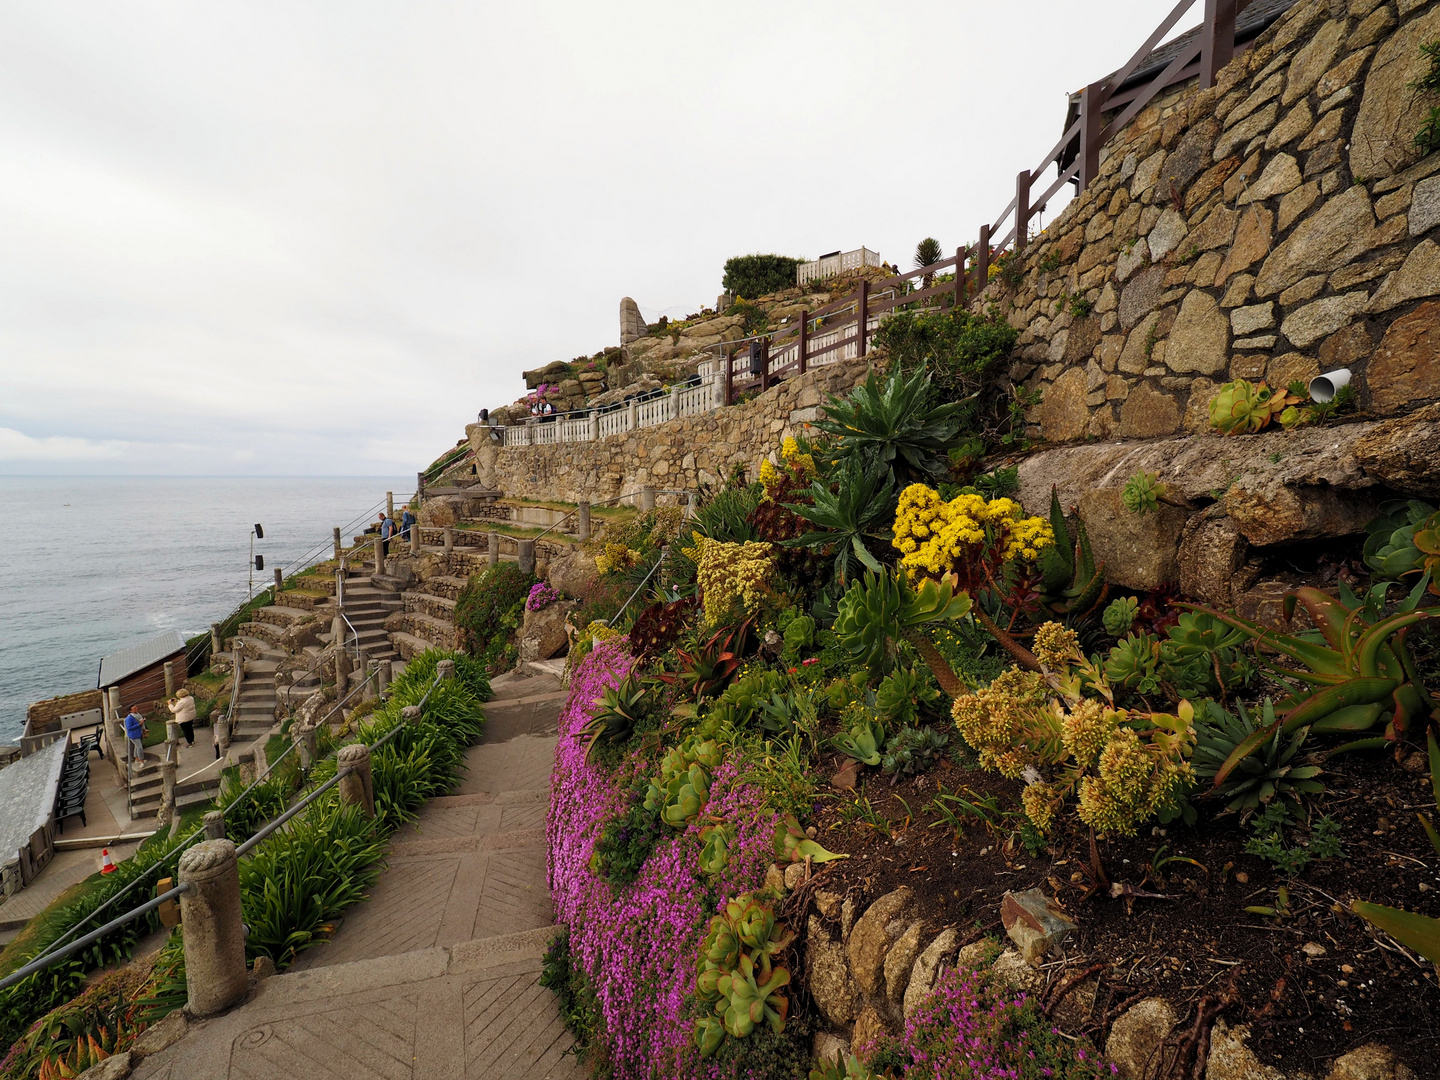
[401,507,417,541]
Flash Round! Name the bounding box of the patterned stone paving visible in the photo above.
[132,672,585,1080]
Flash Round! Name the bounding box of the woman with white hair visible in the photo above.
[167,688,196,747]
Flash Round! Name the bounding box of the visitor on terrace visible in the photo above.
[377,511,396,555]
[123,704,146,774]
[167,687,196,747]
[400,505,416,540]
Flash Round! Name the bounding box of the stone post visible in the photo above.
[518,539,536,576]
[158,760,177,826]
[334,570,345,612]
[669,384,682,420]
[216,711,231,757]
[238,750,256,786]
[334,640,352,696]
[640,486,656,513]
[443,527,454,554]
[293,723,316,771]
[386,491,394,520]
[165,721,181,764]
[178,840,249,1017]
[106,687,125,779]
[488,532,500,568]
[416,470,426,500]
[163,660,176,700]
[373,535,386,577]
[437,659,455,682]
[203,810,226,841]
[377,659,392,697]
[210,623,223,660]
[337,744,375,818]
[333,526,343,562]
[410,524,420,555]
[401,705,423,726]
[577,501,591,541]
[360,662,378,704]
[627,399,637,431]
[589,410,599,441]
[273,567,283,598]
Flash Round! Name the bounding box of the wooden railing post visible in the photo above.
[1201,0,1238,90]
[955,246,967,309]
[975,225,991,294]
[1078,80,1107,191]
[857,279,870,358]
[1015,170,1032,252]
[797,314,808,376]
[723,348,733,406]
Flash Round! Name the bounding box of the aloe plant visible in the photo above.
[1038,489,1107,618]
[812,366,967,486]
[834,570,972,693]
[579,675,649,763]
[1182,574,1438,785]
[1192,699,1324,817]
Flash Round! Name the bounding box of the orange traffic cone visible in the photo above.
[100,848,116,875]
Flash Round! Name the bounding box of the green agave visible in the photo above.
[1192,699,1324,817]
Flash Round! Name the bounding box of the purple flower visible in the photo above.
[526,581,561,611]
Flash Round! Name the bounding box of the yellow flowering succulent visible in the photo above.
[891,484,1053,584]
[760,437,819,497]
[686,536,776,624]
[595,543,641,575]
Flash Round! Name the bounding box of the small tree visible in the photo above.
[722,254,803,300]
[914,237,942,287]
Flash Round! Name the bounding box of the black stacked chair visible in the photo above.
[55,738,92,833]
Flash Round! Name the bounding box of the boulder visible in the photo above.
[522,360,573,390]
[417,497,460,528]
[1324,1043,1416,1080]
[883,921,926,1011]
[1352,401,1440,496]
[1078,488,1187,590]
[1225,474,1380,547]
[807,916,859,1026]
[1349,6,1440,181]
[1000,889,1078,967]
[812,1032,850,1070]
[1205,1020,1289,1080]
[619,297,646,345]
[1365,301,1440,414]
[1038,367,1092,443]
[545,548,600,599]
[902,927,958,1020]
[846,887,914,998]
[1178,513,1249,607]
[851,1005,890,1052]
[989,949,1042,994]
[75,1053,133,1080]
[131,1009,188,1058]
[516,600,577,664]
[1105,997,1177,1080]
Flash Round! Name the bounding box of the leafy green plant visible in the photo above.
[1037,251,1062,273]
[810,1053,877,1080]
[1159,610,1257,698]
[1192,700,1324,818]
[1068,294,1093,318]
[694,894,795,1057]
[874,667,940,726]
[454,562,534,671]
[1364,499,1440,596]
[1103,596,1139,637]
[643,737,724,828]
[813,366,968,487]
[1104,632,1160,694]
[722,254,803,299]
[772,815,846,864]
[779,610,815,664]
[1038,490,1107,618]
[1243,805,1342,876]
[784,457,896,587]
[835,709,885,767]
[589,795,667,886]
[1121,471,1165,515]
[833,570,972,691]
[540,931,606,1069]
[664,622,748,701]
[869,308,1019,429]
[914,236,942,284]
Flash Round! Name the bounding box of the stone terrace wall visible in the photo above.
[981,0,1440,443]
[465,358,870,503]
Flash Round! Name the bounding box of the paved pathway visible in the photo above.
[133,671,586,1080]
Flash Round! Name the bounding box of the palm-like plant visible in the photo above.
[782,458,896,588]
[915,237,942,287]
[813,367,965,487]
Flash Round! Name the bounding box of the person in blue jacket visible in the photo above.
[400,506,417,541]
[123,705,146,773]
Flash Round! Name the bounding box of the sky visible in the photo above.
[0,1,1188,477]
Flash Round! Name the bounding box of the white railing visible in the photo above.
[796,247,882,286]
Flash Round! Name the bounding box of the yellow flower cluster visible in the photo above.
[950,666,1054,778]
[1032,622,1080,669]
[1075,728,1193,837]
[586,620,619,642]
[686,536,776,625]
[1059,699,1116,769]
[1021,781,1063,834]
[595,543,641,575]
[781,437,817,481]
[891,485,1054,578]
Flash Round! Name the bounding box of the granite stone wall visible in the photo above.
[465,359,870,504]
[981,0,1440,444]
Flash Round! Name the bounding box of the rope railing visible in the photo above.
[1,666,448,993]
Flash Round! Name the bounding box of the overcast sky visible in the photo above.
[0,1,1184,476]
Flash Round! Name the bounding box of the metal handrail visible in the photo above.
[3,668,448,993]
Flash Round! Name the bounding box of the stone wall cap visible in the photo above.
[337,742,371,764]
[179,838,237,875]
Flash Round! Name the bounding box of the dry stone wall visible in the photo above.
[983,0,1440,443]
[465,358,870,503]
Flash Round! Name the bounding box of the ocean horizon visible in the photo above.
[0,475,410,742]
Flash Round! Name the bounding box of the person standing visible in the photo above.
[167,688,196,747]
[123,705,146,773]
[377,511,396,556]
[400,506,416,541]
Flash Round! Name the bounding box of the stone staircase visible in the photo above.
[391,576,465,660]
[131,669,585,1080]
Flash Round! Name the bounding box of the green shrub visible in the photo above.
[722,254,803,298]
[455,563,534,671]
[871,307,1018,414]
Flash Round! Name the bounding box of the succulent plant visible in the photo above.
[662,620,749,700]
[1038,489,1107,618]
[629,597,693,657]
[874,667,939,726]
[694,893,796,1056]
[772,814,848,864]
[718,953,791,1040]
[880,725,950,776]
[835,710,885,766]
[1208,379,1301,435]
[698,823,735,876]
[1365,499,1440,596]
[1192,699,1324,818]
[579,675,649,762]
[1102,596,1139,637]
[1158,610,1256,697]
[780,612,816,663]
[834,570,971,681]
[1121,470,1165,515]
[643,737,723,828]
[1104,632,1161,694]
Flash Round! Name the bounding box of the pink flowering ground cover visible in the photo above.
[547,638,782,1079]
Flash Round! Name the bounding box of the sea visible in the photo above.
[0,476,409,742]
